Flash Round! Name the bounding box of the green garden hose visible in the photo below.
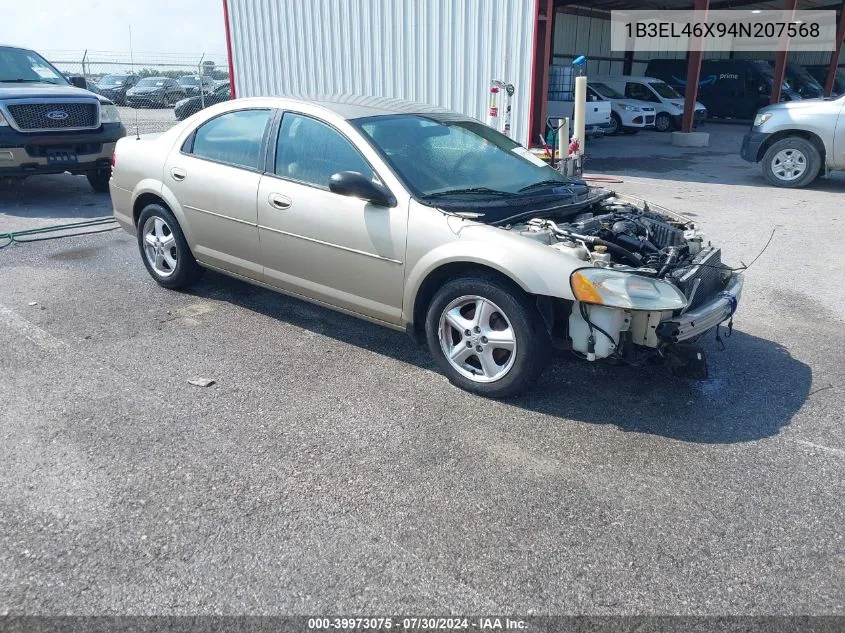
[0,217,120,250]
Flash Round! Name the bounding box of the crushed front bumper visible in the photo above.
[656,274,743,343]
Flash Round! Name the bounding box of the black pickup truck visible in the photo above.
[1,44,126,192]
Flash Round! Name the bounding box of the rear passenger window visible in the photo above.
[275,113,374,188]
[189,109,270,170]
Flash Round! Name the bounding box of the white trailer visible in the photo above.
[223,0,551,148]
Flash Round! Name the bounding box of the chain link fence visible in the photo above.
[46,50,230,134]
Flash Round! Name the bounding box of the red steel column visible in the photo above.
[222,0,237,99]
[528,0,554,147]
[681,0,709,133]
[823,0,845,97]
[770,0,798,104]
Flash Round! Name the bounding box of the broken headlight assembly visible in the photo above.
[570,268,688,311]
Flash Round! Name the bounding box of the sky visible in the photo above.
[5,0,227,61]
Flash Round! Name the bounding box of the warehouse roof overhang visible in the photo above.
[555,0,843,11]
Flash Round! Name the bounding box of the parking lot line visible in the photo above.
[0,304,64,351]
[792,439,845,458]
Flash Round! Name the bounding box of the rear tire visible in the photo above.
[762,137,820,188]
[86,169,111,193]
[424,275,551,398]
[136,204,204,289]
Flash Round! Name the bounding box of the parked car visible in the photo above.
[773,62,824,100]
[111,96,742,396]
[96,73,140,105]
[803,65,845,97]
[646,59,800,120]
[594,75,706,132]
[740,93,845,187]
[178,75,215,97]
[585,80,655,134]
[125,77,186,108]
[174,82,231,120]
[0,44,125,192]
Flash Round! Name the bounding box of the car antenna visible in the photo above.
[129,25,140,140]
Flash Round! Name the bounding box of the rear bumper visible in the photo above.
[656,274,744,343]
[741,130,769,163]
[0,122,125,176]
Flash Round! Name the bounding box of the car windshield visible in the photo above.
[591,82,624,99]
[649,81,681,99]
[137,78,165,87]
[99,74,129,86]
[0,47,67,84]
[355,114,573,199]
[179,77,199,85]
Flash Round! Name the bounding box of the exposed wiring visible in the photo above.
[579,302,617,349]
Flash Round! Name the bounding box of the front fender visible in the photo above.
[402,224,581,324]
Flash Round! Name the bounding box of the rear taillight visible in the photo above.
[111,153,116,168]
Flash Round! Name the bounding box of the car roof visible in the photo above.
[233,94,458,120]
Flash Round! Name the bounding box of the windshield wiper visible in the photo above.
[426,187,516,198]
[518,179,572,192]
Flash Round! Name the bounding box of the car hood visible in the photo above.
[128,86,164,93]
[759,98,828,115]
[0,82,107,102]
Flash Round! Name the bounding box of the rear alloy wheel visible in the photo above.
[655,113,673,132]
[136,204,204,289]
[425,276,550,398]
[762,137,820,188]
[86,169,111,193]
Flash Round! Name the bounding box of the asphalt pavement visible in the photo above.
[1,124,843,615]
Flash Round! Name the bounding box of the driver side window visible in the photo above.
[626,82,657,102]
[274,113,374,189]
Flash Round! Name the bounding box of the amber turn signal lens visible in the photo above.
[571,271,605,305]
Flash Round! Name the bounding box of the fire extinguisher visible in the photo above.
[487,85,500,129]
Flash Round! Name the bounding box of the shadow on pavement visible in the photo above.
[0,174,111,220]
[190,271,809,446]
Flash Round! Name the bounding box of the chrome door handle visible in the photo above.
[170,167,186,181]
[268,193,292,210]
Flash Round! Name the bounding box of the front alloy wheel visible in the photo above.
[655,113,673,132]
[438,295,517,383]
[425,275,550,398]
[762,137,820,188]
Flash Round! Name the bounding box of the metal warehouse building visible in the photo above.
[223,0,845,147]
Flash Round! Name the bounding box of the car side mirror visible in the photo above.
[329,171,395,207]
[69,76,87,89]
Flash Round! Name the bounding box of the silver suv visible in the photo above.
[741,95,845,188]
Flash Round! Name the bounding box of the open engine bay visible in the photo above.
[504,194,743,377]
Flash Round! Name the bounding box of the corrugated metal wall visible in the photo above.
[226,0,537,146]
[553,10,845,77]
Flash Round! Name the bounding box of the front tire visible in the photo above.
[608,113,621,135]
[424,275,551,398]
[86,169,111,193]
[655,113,673,132]
[761,137,820,188]
[136,204,204,289]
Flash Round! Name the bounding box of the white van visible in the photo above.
[592,75,708,132]
[586,81,656,134]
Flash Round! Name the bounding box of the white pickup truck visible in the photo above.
[741,95,845,188]
[547,99,613,139]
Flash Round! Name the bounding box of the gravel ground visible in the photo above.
[0,124,843,615]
